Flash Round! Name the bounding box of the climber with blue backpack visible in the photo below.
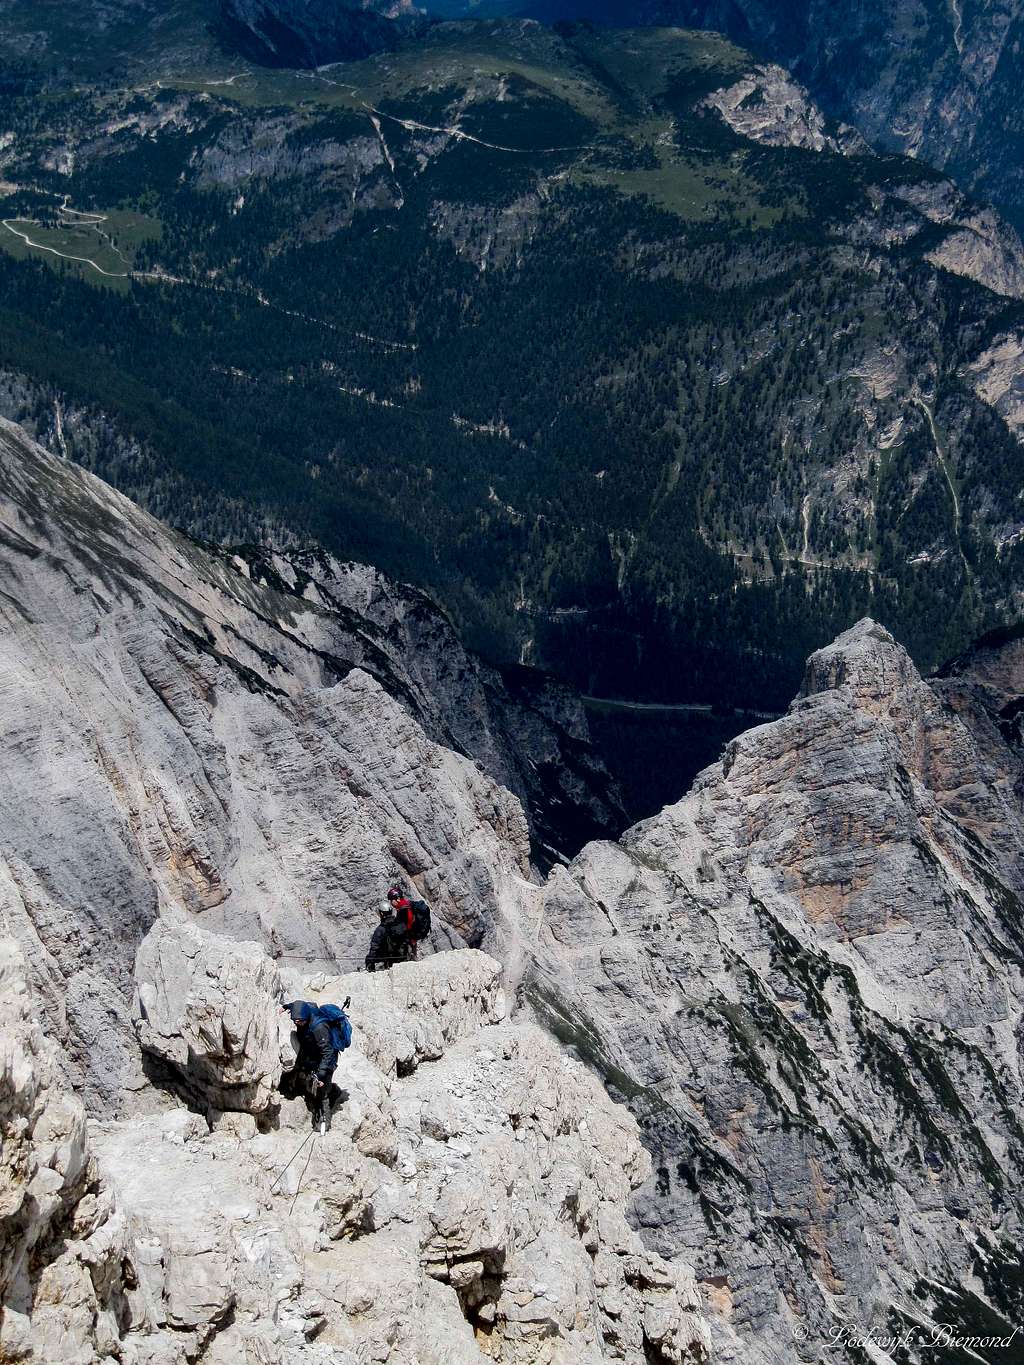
[281,998,352,1130]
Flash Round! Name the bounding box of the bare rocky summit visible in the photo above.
[529,618,1024,1360]
[2,423,1024,1361]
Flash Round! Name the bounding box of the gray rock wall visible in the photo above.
[3,421,1024,1361]
[524,620,1024,1360]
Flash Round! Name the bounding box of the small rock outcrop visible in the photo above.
[134,919,288,1113]
[700,65,856,154]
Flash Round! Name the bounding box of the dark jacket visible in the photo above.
[365,913,408,972]
[287,1000,337,1081]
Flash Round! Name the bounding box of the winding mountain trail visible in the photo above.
[913,394,972,582]
[362,101,593,156]
[3,191,417,352]
[1,216,131,278]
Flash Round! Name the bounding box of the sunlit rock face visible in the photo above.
[525,617,1024,1360]
[3,416,1024,1363]
[0,418,620,1114]
[1,934,712,1364]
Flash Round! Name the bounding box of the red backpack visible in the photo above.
[394,897,431,938]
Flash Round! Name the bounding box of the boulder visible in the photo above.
[133,919,286,1114]
[305,948,506,1078]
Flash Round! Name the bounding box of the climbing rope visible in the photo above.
[289,1127,321,1216]
[269,1129,316,1195]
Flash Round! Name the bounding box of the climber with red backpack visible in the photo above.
[281,998,352,1130]
[364,884,433,972]
[385,884,432,960]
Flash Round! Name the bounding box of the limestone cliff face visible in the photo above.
[0,418,620,1114]
[0,398,625,859]
[526,619,1024,1360]
[3,424,1024,1362]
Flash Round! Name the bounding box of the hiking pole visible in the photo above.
[269,1129,316,1194]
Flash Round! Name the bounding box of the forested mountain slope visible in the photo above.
[427,0,1024,238]
[3,20,1024,707]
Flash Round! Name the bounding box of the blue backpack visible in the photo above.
[314,1003,352,1055]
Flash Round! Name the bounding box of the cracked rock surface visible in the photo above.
[526,619,1024,1361]
[2,939,711,1364]
[4,420,1024,1363]
[0,418,611,1115]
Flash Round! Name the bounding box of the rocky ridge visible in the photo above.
[3,427,1024,1362]
[0,388,625,860]
[526,619,1024,1361]
[2,932,711,1363]
[698,67,1024,305]
[0,413,587,1113]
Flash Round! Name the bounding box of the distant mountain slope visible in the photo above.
[0,0,220,77]
[424,1,1024,235]
[218,0,426,66]
[3,20,1024,706]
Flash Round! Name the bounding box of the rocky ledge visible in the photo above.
[0,929,711,1364]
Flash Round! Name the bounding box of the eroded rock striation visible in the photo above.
[0,418,620,1112]
[4,423,1024,1362]
[526,619,1024,1360]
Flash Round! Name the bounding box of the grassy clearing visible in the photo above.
[0,207,161,291]
[573,143,790,227]
[170,48,618,126]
